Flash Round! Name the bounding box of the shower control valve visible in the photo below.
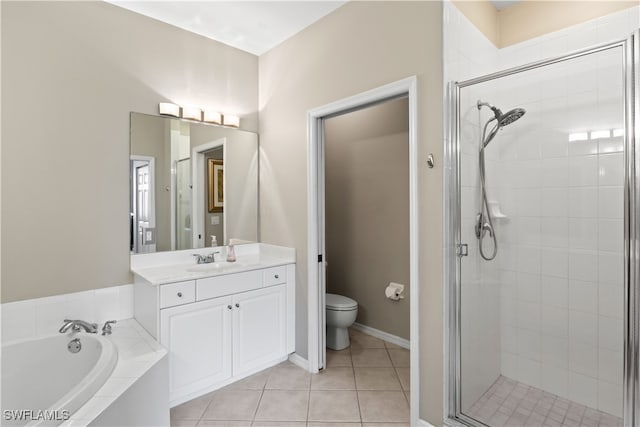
[475,213,494,239]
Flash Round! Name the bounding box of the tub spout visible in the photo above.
[59,319,98,334]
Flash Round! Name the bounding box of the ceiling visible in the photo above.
[490,0,522,10]
[106,1,346,56]
[108,1,521,55]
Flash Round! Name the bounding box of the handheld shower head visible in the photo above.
[477,100,526,148]
[477,100,526,129]
[498,108,526,127]
[475,100,526,261]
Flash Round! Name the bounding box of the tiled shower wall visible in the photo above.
[444,0,639,418]
[490,50,625,416]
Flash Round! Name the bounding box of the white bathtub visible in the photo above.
[1,333,117,426]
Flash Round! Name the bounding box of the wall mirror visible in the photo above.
[130,112,258,254]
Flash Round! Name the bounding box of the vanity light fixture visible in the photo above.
[223,114,240,128]
[182,106,203,121]
[158,102,238,127]
[159,102,180,118]
[203,110,222,125]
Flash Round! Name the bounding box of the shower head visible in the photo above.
[498,108,526,127]
[477,100,526,148]
[477,100,526,129]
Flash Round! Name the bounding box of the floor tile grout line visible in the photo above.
[250,383,267,424]
[348,339,366,423]
[305,388,311,423]
[196,392,216,425]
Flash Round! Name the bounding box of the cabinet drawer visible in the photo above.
[197,270,262,301]
[160,281,196,309]
[263,266,286,287]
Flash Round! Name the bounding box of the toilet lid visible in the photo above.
[326,293,357,310]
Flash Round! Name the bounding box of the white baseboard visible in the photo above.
[418,419,436,426]
[288,353,309,371]
[352,322,410,349]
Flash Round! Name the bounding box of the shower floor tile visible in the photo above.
[465,376,622,427]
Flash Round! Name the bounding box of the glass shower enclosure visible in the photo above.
[447,31,639,426]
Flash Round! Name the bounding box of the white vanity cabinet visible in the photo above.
[160,296,232,401]
[133,260,295,407]
[232,284,286,377]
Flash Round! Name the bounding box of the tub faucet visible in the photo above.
[59,319,98,334]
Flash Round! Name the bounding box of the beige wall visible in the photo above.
[258,1,443,423]
[325,98,410,341]
[451,0,501,45]
[1,1,258,302]
[499,1,638,46]
[452,0,638,47]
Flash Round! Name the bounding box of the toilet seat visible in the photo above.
[326,293,357,311]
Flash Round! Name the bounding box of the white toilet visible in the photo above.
[325,293,358,350]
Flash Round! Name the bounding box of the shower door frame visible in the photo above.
[445,32,640,427]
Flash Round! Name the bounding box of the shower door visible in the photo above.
[449,32,639,427]
[175,158,192,250]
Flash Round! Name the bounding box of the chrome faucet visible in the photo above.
[59,319,98,334]
[192,251,220,264]
[102,320,117,335]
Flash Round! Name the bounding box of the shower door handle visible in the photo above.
[457,244,468,257]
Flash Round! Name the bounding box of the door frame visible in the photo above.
[306,76,419,425]
[192,138,226,248]
[130,154,156,253]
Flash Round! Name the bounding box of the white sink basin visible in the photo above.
[185,261,259,274]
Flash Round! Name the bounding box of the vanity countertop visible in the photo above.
[131,243,296,286]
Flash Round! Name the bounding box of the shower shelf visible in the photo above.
[488,201,508,219]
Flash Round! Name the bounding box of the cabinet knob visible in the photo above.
[235,303,240,308]
[275,274,279,279]
[177,292,183,297]
[227,305,232,310]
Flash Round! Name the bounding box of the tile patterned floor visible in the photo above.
[466,375,623,427]
[170,328,410,427]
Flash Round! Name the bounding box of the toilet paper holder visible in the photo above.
[385,282,405,301]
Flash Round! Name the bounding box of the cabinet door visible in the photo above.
[232,285,286,377]
[160,296,232,404]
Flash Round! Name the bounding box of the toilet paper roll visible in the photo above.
[385,284,404,301]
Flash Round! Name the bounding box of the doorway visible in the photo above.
[130,155,156,253]
[306,76,420,425]
[323,96,410,347]
[191,137,226,249]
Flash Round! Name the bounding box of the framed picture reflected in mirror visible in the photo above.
[208,159,223,213]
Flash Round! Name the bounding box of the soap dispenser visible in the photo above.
[226,244,236,262]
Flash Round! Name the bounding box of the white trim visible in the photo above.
[419,419,437,427]
[306,111,320,374]
[192,138,226,248]
[130,155,156,253]
[287,353,309,371]
[351,322,410,350]
[306,76,419,425]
